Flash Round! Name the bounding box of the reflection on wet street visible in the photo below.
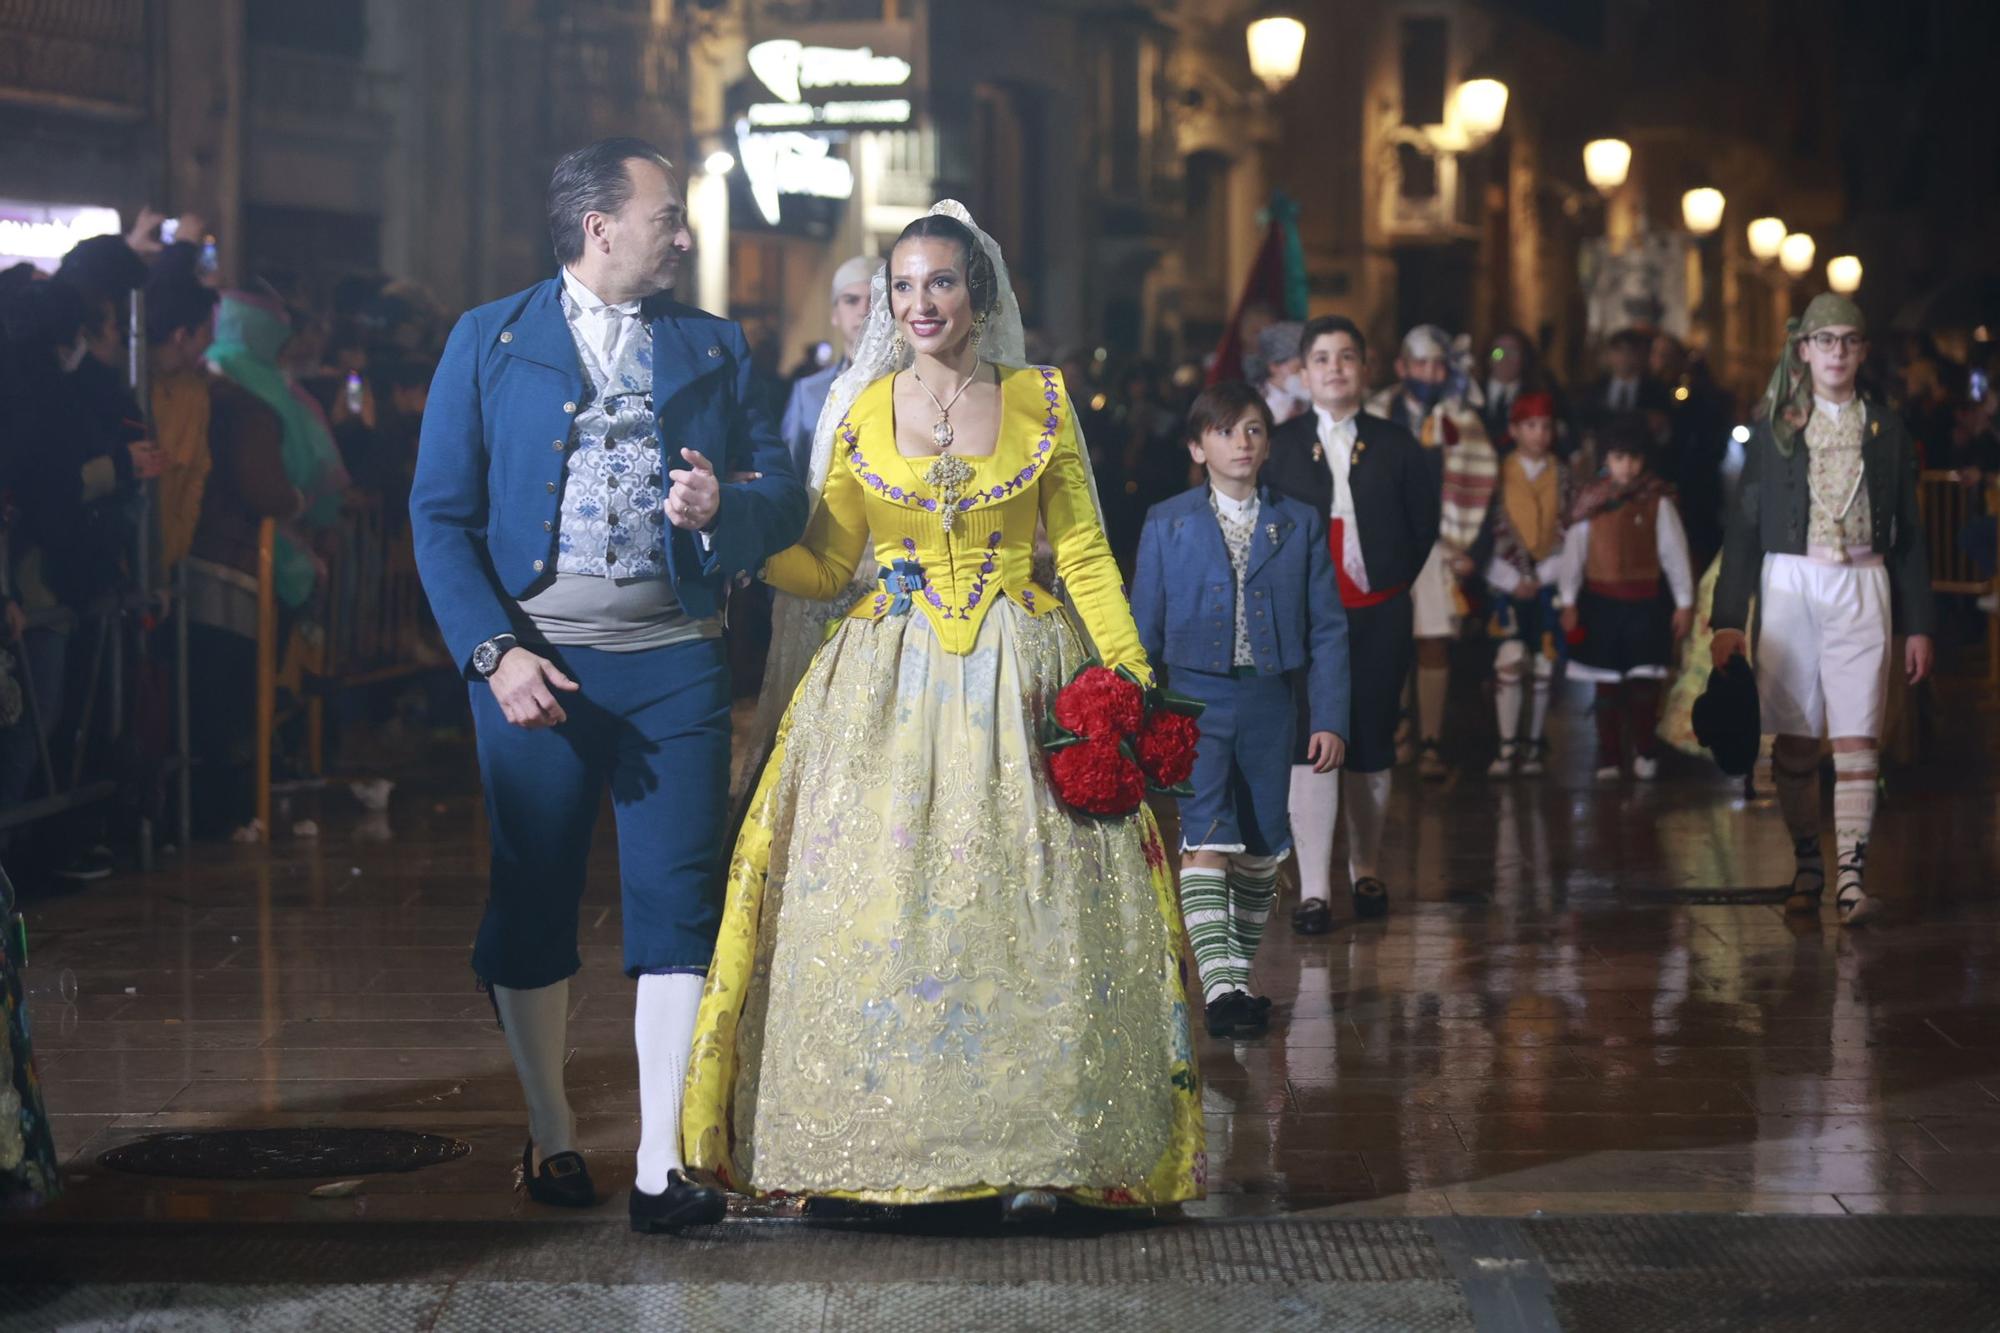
[16,689,2000,1225]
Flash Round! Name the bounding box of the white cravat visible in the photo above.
[1315,405,1369,593]
[1814,394,1857,421]
[561,268,643,369]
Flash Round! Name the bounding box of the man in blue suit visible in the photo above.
[411,138,807,1230]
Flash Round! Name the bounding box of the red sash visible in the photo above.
[1330,518,1405,609]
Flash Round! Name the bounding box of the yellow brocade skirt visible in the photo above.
[682,597,1205,1206]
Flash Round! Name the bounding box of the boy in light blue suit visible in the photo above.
[1132,382,1350,1040]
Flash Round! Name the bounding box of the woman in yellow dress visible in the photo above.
[681,203,1203,1213]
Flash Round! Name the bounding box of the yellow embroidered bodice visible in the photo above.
[764,365,1151,681]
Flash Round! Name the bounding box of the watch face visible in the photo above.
[475,643,499,676]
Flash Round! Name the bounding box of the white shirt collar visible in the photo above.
[1210,486,1258,521]
[1514,453,1551,480]
[561,267,641,319]
[1314,404,1359,437]
[1814,394,1857,419]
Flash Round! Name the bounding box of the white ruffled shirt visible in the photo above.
[1315,405,1369,593]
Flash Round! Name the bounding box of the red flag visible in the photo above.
[1206,193,1308,386]
[1206,221,1286,386]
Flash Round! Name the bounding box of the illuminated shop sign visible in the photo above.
[733,33,919,225]
[736,128,856,226]
[0,200,121,271]
[746,39,913,103]
[745,99,913,129]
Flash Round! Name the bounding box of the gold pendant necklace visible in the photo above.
[913,363,978,450]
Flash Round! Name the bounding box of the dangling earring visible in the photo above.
[891,330,907,362]
[970,312,988,353]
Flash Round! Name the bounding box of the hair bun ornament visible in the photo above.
[930,199,974,224]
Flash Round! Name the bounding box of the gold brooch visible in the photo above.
[1311,442,1324,463]
[1870,420,1881,437]
[924,454,977,535]
[1266,523,1279,543]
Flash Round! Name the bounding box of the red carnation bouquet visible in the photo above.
[1043,661,1204,819]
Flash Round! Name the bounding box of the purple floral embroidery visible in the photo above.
[841,369,1066,512]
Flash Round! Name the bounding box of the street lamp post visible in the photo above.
[1779,232,1816,279]
[1453,78,1509,146]
[1681,188,1724,236]
[1582,138,1631,195]
[1246,14,1306,93]
[1746,216,1788,263]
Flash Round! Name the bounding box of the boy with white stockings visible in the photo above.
[1479,392,1571,776]
[1133,382,1349,1038]
[1264,318,1440,932]
[1712,294,1934,926]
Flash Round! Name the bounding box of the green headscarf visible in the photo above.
[206,292,350,607]
[1762,293,1866,457]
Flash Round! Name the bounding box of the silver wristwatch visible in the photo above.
[471,634,518,679]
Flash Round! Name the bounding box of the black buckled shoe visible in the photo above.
[1352,877,1389,921]
[630,1168,727,1232]
[520,1139,596,1208]
[1204,991,1247,1039]
[1291,897,1333,935]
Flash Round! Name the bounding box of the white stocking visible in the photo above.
[634,972,706,1195]
[1345,768,1394,883]
[493,980,575,1161]
[1528,657,1554,743]
[1493,641,1525,743]
[1288,764,1339,903]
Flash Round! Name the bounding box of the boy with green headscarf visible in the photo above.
[1712,293,1935,926]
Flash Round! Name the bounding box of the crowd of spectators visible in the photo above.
[0,216,449,892]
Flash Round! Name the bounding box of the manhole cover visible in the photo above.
[98,1129,471,1180]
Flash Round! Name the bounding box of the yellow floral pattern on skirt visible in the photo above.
[683,598,1204,1206]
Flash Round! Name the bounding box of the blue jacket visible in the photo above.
[1131,484,1350,740]
[410,278,809,673]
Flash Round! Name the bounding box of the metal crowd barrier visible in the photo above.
[251,496,437,832]
[1915,469,2000,703]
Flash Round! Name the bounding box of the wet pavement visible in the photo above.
[6,681,2000,1326]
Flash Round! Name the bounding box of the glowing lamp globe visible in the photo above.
[1453,79,1509,142]
[1827,255,1863,294]
[1681,187,1725,236]
[1747,217,1787,263]
[1583,139,1632,194]
[1246,16,1306,93]
[1779,232,1816,278]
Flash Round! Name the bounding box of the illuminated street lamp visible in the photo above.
[1827,255,1863,294]
[1747,216,1787,263]
[1453,78,1509,144]
[1779,232,1816,278]
[1583,138,1631,194]
[1681,187,1725,236]
[704,149,736,176]
[1246,14,1306,93]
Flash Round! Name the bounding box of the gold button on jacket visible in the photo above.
[763,366,1151,682]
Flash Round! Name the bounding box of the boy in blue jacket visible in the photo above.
[1133,382,1350,1039]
